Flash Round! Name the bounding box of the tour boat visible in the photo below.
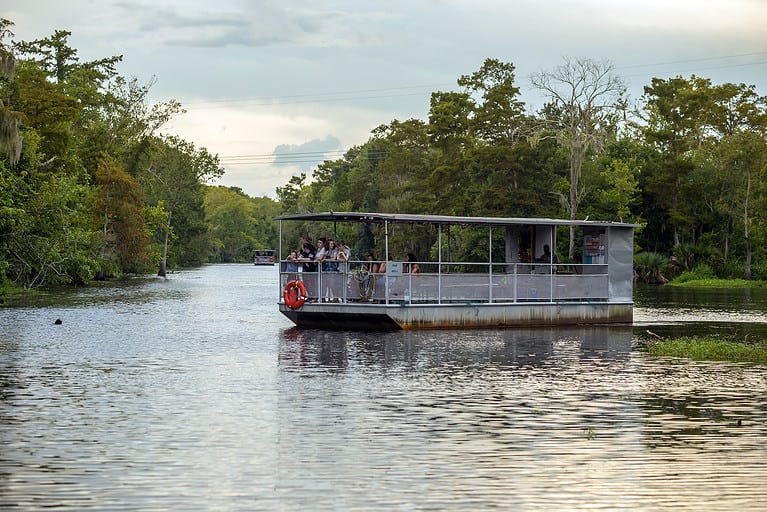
[276,212,637,330]
[253,249,276,266]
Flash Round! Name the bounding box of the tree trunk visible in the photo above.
[568,146,583,261]
[158,210,172,277]
[743,169,752,280]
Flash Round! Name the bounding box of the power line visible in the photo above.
[160,50,767,113]
[218,149,391,165]
[616,50,767,70]
[178,84,451,108]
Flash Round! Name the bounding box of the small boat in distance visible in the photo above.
[253,249,276,266]
[276,212,637,331]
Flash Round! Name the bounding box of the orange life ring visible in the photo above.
[283,279,307,310]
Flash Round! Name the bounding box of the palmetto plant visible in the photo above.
[634,251,670,284]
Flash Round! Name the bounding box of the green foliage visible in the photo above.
[92,157,150,273]
[672,263,716,284]
[671,242,722,274]
[137,135,224,268]
[719,259,767,281]
[143,202,172,270]
[643,336,767,363]
[634,252,670,284]
[4,24,767,289]
[205,186,280,262]
[594,158,640,222]
[0,23,225,287]
[4,170,97,287]
[668,278,767,288]
[275,173,305,212]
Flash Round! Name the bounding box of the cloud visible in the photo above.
[273,135,343,170]
[162,98,384,197]
[110,0,392,49]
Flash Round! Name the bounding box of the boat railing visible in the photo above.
[280,259,610,304]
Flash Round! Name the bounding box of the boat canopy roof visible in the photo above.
[275,212,639,229]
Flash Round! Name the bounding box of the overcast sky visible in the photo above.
[5,0,767,198]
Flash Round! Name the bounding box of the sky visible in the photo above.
[4,0,767,198]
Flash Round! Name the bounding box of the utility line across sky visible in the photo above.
[176,50,767,109]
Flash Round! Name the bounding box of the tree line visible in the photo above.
[2,19,766,291]
[277,58,767,282]
[0,20,279,290]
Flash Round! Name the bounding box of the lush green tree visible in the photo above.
[710,131,767,278]
[428,91,474,214]
[93,156,149,274]
[205,186,280,262]
[706,83,767,278]
[371,119,433,215]
[457,58,527,145]
[12,61,80,159]
[78,76,185,173]
[2,151,96,287]
[638,75,715,247]
[276,173,306,213]
[457,58,555,219]
[14,29,121,85]
[0,19,21,165]
[138,135,224,274]
[582,138,643,225]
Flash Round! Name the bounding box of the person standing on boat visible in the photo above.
[298,241,317,271]
[336,240,351,271]
[285,249,299,277]
[336,241,352,298]
[377,254,393,276]
[323,239,339,272]
[297,241,318,299]
[315,237,327,269]
[539,244,559,273]
[375,254,396,297]
[322,239,340,301]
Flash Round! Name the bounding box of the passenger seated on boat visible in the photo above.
[366,253,380,274]
[405,253,420,274]
[377,256,388,275]
[375,255,396,291]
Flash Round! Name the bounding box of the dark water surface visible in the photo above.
[2,265,767,511]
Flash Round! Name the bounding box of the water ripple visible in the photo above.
[1,266,767,510]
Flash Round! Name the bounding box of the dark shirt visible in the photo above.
[300,248,317,272]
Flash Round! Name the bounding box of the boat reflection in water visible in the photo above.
[278,325,634,371]
[275,323,767,512]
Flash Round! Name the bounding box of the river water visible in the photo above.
[1,264,766,511]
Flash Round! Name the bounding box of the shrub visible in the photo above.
[717,260,767,281]
[674,263,716,284]
[634,252,669,283]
